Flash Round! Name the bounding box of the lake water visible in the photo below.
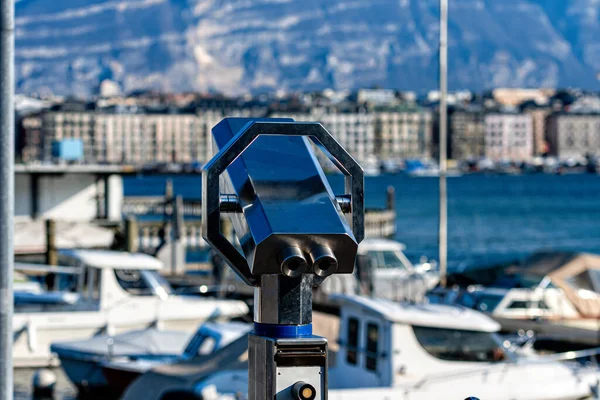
[124,173,600,270]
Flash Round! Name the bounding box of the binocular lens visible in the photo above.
[310,246,338,277]
[279,247,308,278]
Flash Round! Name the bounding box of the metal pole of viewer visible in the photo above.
[0,0,14,396]
[438,0,448,288]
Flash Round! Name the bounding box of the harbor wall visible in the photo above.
[15,173,123,221]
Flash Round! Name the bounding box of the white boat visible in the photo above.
[122,294,600,400]
[51,321,250,393]
[101,322,251,395]
[52,328,190,392]
[434,251,600,345]
[13,250,249,367]
[405,160,462,177]
[319,239,439,303]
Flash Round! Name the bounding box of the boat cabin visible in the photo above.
[126,294,600,400]
[445,252,600,324]
[329,294,506,389]
[16,249,171,312]
[13,250,249,367]
[320,239,439,302]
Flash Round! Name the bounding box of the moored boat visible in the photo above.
[319,238,439,303]
[432,251,600,349]
[122,294,600,400]
[51,321,250,394]
[14,250,249,367]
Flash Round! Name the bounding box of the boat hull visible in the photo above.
[59,356,107,389]
[101,364,144,396]
[13,313,226,368]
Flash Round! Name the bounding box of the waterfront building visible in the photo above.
[528,109,550,155]
[272,107,433,164]
[19,113,43,163]
[270,110,375,165]
[546,113,600,159]
[34,110,223,164]
[373,109,433,161]
[317,111,376,165]
[427,90,472,106]
[25,103,433,167]
[568,95,600,113]
[519,101,551,156]
[356,89,398,106]
[492,88,555,107]
[484,113,533,161]
[448,108,486,160]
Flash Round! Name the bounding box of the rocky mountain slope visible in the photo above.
[14,0,600,96]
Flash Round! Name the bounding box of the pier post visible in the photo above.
[170,195,185,275]
[45,219,58,266]
[165,179,174,203]
[0,0,14,395]
[125,217,139,253]
[386,186,396,211]
[30,174,39,218]
[103,175,110,220]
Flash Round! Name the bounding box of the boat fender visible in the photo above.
[32,368,56,398]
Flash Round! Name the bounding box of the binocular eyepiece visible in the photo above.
[309,246,338,278]
[279,246,338,278]
[279,247,307,278]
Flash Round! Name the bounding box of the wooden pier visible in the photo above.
[122,186,398,252]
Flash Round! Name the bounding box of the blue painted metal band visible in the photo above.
[253,323,313,338]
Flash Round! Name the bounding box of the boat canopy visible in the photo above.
[331,294,500,332]
[59,249,164,271]
[51,328,190,360]
[541,253,600,318]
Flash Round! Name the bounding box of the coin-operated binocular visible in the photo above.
[202,118,364,400]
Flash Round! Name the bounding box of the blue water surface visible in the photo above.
[124,173,600,270]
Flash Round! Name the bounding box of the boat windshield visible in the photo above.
[114,269,173,298]
[366,250,409,270]
[413,326,507,363]
[456,292,504,312]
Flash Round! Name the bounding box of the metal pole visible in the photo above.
[438,0,448,288]
[0,0,14,396]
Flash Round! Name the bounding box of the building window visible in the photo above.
[346,318,359,365]
[366,323,379,371]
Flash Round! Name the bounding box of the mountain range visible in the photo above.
[14,0,600,96]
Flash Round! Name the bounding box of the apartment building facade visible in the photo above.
[449,109,486,160]
[34,111,223,164]
[373,110,433,161]
[546,113,600,159]
[272,107,433,164]
[484,113,533,161]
